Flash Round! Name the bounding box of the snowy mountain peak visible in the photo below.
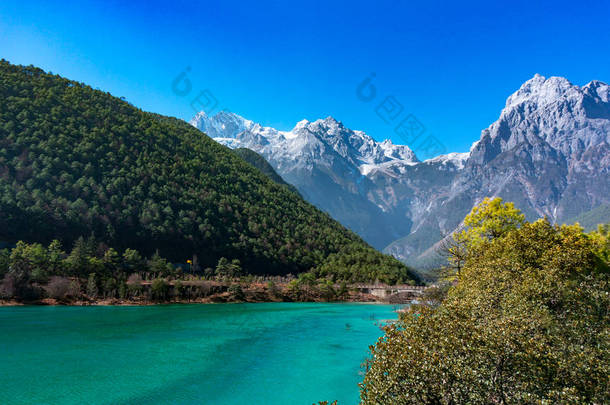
[424,152,469,169]
[505,74,577,111]
[293,119,310,131]
[190,111,420,177]
[471,73,610,166]
[305,116,343,134]
[584,80,610,102]
[189,75,608,265]
[189,110,256,139]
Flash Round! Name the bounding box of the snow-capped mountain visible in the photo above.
[190,112,421,246]
[191,74,610,271]
[190,112,419,172]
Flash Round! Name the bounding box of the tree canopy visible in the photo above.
[360,200,609,404]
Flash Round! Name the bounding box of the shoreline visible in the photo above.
[1,279,422,307]
[0,293,386,307]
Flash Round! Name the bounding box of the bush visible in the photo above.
[0,274,16,299]
[45,276,71,299]
[151,278,168,301]
[228,284,244,301]
[173,280,183,299]
[266,280,279,297]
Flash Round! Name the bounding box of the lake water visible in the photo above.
[0,303,399,405]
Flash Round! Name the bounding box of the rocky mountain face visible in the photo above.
[191,75,610,270]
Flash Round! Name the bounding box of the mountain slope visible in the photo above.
[232,148,299,194]
[0,60,418,283]
[191,75,610,270]
[564,204,610,232]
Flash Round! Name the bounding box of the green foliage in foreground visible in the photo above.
[360,201,609,404]
[0,60,416,283]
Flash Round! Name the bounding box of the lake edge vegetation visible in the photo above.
[359,198,609,404]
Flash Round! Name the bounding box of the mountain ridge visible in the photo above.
[191,74,610,270]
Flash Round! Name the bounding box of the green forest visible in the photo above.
[0,60,418,287]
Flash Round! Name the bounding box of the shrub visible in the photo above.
[45,276,71,299]
[151,278,168,301]
[228,284,245,301]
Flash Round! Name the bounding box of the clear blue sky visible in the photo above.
[1,0,609,154]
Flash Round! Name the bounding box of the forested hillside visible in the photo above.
[0,60,417,283]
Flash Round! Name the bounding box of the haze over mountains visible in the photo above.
[191,74,610,269]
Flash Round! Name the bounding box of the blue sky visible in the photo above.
[1,0,609,155]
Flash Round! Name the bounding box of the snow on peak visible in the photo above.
[583,79,610,102]
[293,119,310,131]
[190,110,256,139]
[379,139,418,162]
[424,152,469,169]
[190,110,422,176]
[505,74,577,111]
[471,74,610,165]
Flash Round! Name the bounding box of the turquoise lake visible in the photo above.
[0,303,399,405]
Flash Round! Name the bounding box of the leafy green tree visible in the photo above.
[360,215,609,404]
[122,249,144,272]
[445,197,525,279]
[319,279,337,301]
[118,281,127,299]
[216,257,242,278]
[0,249,11,278]
[10,241,49,284]
[589,223,610,263]
[65,237,91,277]
[6,242,40,297]
[102,248,121,275]
[148,251,174,277]
[286,279,302,300]
[456,196,525,248]
[103,277,117,298]
[47,240,66,275]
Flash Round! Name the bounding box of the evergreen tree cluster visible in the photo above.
[0,238,172,300]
